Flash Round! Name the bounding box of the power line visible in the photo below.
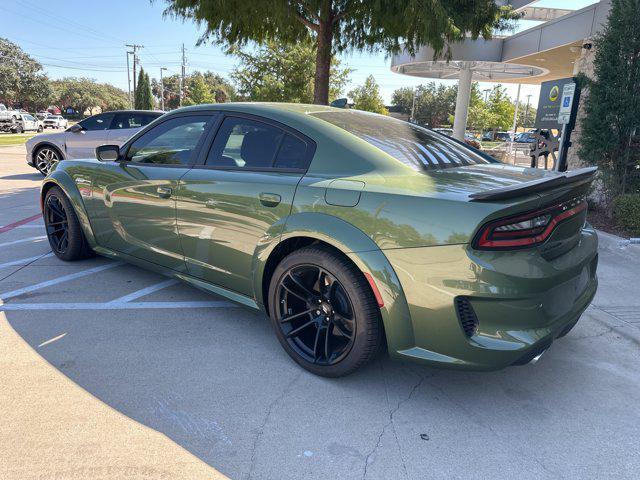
[15,0,126,45]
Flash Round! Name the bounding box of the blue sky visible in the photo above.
[1,0,598,106]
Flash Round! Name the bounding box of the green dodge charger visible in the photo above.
[40,103,598,377]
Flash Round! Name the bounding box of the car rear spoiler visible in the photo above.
[469,167,597,202]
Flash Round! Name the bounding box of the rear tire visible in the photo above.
[268,246,383,377]
[43,186,95,261]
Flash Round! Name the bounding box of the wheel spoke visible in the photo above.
[286,319,316,338]
[281,282,308,303]
[324,322,332,361]
[59,230,68,250]
[286,272,315,300]
[332,320,352,339]
[312,326,322,362]
[280,308,314,323]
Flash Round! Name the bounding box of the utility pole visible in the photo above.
[126,44,143,94]
[126,50,133,109]
[180,43,187,107]
[160,67,167,111]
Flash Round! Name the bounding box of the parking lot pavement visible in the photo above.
[1,145,639,480]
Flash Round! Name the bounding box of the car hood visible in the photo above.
[25,131,66,151]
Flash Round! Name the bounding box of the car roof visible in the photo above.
[176,102,336,116]
[101,110,164,115]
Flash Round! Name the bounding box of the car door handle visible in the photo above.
[259,192,281,207]
[157,186,172,199]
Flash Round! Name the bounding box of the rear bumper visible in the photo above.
[383,227,599,370]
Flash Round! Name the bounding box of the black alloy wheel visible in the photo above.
[44,194,70,255]
[43,186,95,261]
[269,246,382,377]
[276,264,356,366]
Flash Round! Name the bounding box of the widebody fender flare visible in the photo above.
[41,170,97,248]
[252,212,416,354]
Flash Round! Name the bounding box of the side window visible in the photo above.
[206,117,284,169]
[79,113,115,131]
[140,113,160,127]
[274,134,309,169]
[126,115,211,165]
[112,112,160,129]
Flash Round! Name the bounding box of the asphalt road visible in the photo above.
[1,145,639,480]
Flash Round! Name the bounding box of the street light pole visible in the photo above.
[160,67,167,111]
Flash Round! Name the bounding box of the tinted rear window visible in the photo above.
[311,110,494,171]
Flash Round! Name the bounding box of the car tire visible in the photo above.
[43,186,95,261]
[15,125,23,134]
[268,245,383,377]
[37,126,43,132]
[34,145,62,175]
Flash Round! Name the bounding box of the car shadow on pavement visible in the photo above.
[4,287,628,480]
[1,173,43,181]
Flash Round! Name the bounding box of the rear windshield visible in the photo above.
[311,110,495,171]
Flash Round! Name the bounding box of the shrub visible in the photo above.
[613,194,640,236]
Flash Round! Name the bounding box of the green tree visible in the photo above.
[183,73,215,105]
[391,83,456,127]
[164,0,517,105]
[485,84,515,131]
[97,83,130,111]
[134,69,154,110]
[230,40,350,103]
[0,37,53,110]
[52,78,101,115]
[201,71,235,102]
[52,78,130,115]
[151,71,235,110]
[349,75,387,114]
[579,0,640,201]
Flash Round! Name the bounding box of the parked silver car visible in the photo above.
[25,110,163,175]
[43,115,68,129]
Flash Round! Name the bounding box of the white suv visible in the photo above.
[25,110,163,174]
[43,115,68,129]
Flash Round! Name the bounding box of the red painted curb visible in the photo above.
[0,214,42,234]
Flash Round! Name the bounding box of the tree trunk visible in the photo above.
[313,3,333,105]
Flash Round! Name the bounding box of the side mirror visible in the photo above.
[68,123,83,133]
[96,145,120,162]
[330,98,349,109]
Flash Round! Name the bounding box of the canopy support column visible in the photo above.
[453,63,473,141]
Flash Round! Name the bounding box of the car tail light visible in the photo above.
[473,197,587,250]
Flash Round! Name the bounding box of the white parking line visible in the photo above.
[0,253,53,270]
[108,278,178,304]
[0,262,122,302]
[0,236,47,248]
[0,301,234,311]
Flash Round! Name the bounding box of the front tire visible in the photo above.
[268,246,383,377]
[34,145,61,175]
[43,186,94,261]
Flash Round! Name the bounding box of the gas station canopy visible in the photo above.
[390,1,611,85]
